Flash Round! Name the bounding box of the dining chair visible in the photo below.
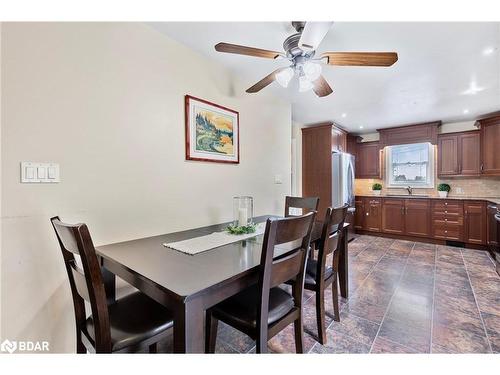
[51,216,174,353]
[305,205,348,345]
[205,212,316,354]
[284,196,320,217]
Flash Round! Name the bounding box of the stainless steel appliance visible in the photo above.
[332,152,356,240]
[487,204,500,276]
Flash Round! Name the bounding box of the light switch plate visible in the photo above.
[21,162,60,183]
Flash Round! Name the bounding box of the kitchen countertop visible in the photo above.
[357,194,500,205]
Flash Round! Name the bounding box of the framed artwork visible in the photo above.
[185,95,240,164]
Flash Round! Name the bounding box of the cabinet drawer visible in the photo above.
[432,200,463,213]
[432,220,463,241]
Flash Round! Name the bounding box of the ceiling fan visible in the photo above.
[214,22,398,97]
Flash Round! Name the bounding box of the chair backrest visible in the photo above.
[316,205,348,283]
[50,216,111,352]
[257,212,316,332]
[284,196,320,217]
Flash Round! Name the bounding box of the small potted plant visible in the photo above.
[437,183,451,198]
[372,183,383,196]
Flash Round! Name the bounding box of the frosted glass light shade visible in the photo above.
[299,75,314,92]
[275,67,294,88]
[303,61,322,81]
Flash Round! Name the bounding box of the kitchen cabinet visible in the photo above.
[487,203,499,247]
[479,116,500,176]
[437,131,481,177]
[431,200,464,241]
[382,198,405,234]
[464,201,486,245]
[331,126,347,153]
[365,198,382,232]
[404,199,431,237]
[356,141,380,178]
[354,198,365,230]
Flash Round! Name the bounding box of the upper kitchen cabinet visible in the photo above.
[478,115,500,176]
[356,141,381,178]
[437,130,481,177]
[331,125,348,152]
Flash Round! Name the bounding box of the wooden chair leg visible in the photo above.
[332,277,340,322]
[256,337,268,354]
[293,315,304,354]
[315,289,327,345]
[205,310,218,353]
[149,343,157,353]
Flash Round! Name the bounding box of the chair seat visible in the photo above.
[304,259,334,287]
[84,292,173,352]
[211,286,295,331]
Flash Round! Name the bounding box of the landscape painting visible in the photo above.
[185,95,239,163]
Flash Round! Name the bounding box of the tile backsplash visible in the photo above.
[355,177,500,197]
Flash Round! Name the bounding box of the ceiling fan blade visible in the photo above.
[215,42,282,59]
[322,52,398,66]
[312,75,333,97]
[246,68,286,93]
[298,22,334,51]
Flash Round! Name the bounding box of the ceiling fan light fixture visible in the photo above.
[303,61,322,81]
[275,67,294,88]
[298,75,314,92]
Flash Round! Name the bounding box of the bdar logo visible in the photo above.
[1,339,17,354]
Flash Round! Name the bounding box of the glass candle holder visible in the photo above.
[233,196,253,227]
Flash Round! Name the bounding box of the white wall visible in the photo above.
[0,23,292,352]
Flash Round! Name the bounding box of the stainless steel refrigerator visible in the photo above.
[332,152,356,240]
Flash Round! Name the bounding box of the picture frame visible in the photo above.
[185,95,240,164]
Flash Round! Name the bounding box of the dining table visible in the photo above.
[96,215,350,353]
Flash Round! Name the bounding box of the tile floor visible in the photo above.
[160,235,500,353]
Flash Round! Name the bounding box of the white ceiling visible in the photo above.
[149,22,500,133]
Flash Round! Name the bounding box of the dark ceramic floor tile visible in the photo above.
[403,262,435,283]
[343,297,387,324]
[378,316,431,352]
[413,242,436,251]
[436,253,464,266]
[309,330,371,354]
[373,237,395,248]
[461,252,495,268]
[387,289,433,327]
[390,240,415,251]
[481,312,500,353]
[267,323,316,353]
[432,320,491,353]
[216,321,255,353]
[431,343,458,354]
[328,311,380,346]
[399,277,434,297]
[215,340,241,353]
[475,293,500,316]
[302,298,334,339]
[467,265,500,280]
[434,280,475,301]
[353,284,395,306]
[370,336,418,354]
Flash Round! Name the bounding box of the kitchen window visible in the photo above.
[386,142,434,188]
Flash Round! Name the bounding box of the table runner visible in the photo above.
[163,222,266,255]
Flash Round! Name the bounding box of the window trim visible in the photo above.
[385,142,435,189]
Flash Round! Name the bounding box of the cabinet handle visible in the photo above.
[481,164,484,172]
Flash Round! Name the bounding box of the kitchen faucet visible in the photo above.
[406,186,413,195]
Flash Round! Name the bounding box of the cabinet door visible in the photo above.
[382,199,405,234]
[438,134,459,176]
[365,199,382,232]
[464,201,487,245]
[332,126,347,153]
[487,204,499,247]
[354,198,365,230]
[459,132,481,176]
[404,199,430,237]
[357,142,380,178]
[481,120,500,175]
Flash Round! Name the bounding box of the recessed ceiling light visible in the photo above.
[341,113,347,118]
[463,109,470,114]
[483,47,495,56]
[359,126,364,129]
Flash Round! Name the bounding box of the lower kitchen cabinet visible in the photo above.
[365,198,382,232]
[464,201,487,245]
[354,198,365,230]
[381,199,405,234]
[404,199,431,237]
[431,200,464,241]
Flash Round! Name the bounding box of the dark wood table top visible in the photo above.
[96,215,348,299]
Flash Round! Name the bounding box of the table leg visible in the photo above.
[338,228,349,298]
[173,299,205,353]
[101,264,116,304]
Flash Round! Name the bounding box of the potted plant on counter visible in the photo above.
[437,183,451,198]
[372,183,383,196]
